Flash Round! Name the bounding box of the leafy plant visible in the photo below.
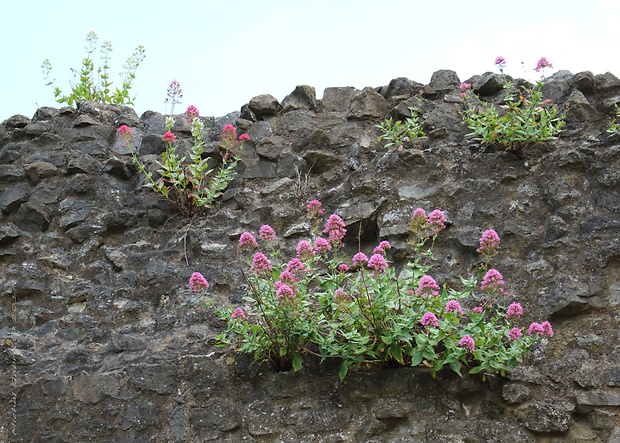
[192,201,553,381]
[459,57,567,157]
[376,106,426,150]
[607,104,620,135]
[118,106,248,218]
[42,30,146,107]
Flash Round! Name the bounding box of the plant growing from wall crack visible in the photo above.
[42,30,146,107]
[192,201,553,381]
[459,57,567,157]
[118,106,248,218]
[376,106,426,150]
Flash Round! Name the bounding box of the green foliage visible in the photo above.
[376,107,426,149]
[460,77,567,157]
[119,116,246,218]
[42,30,146,107]
[607,104,620,135]
[198,204,552,381]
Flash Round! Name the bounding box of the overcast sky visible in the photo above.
[2,0,619,122]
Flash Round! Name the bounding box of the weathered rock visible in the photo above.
[472,72,504,96]
[282,85,318,112]
[428,69,461,93]
[347,87,387,120]
[0,184,29,213]
[322,86,358,113]
[248,94,282,118]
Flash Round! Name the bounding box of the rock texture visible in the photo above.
[1,69,620,442]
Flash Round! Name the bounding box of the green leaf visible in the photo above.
[338,361,349,381]
[292,352,302,370]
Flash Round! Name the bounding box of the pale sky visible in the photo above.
[2,0,619,122]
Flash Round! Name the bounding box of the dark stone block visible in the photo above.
[0,184,29,213]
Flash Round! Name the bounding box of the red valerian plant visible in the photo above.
[459,56,568,157]
[118,105,248,217]
[191,202,554,381]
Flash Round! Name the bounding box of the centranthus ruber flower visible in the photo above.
[163,132,175,142]
[477,229,500,257]
[508,327,522,342]
[296,241,315,260]
[314,237,331,253]
[459,335,475,353]
[352,252,368,267]
[535,57,553,72]
[444,300,463,315]
[367,254,388,273]
[251,252,272,273]
[239,232,259,248]
[189,272,209,293]
[231,308,246,320]
[185,105,199,121]
[415,275,440,298]
[481,269,506,294]
[506,302,523,319]
[421,312,439,329]
[259,225,276,241]
[323,214,347,246]
[307,200,324,217]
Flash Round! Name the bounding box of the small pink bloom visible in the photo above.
[416,275,440,298]
[189,272,209,293]
[412,208,427,221]
[185,105,199,121]
[419,89,425,94]
[506,302,523,319]
[296,240,315,260]
[338,264,349,273]
[367,253,388,273]
[222,124,237,138]
[421,312,439,329]
[460,83,471,90]
[323,214,347,245]
[460,92,467,98]
[508,327,522,342]
[276,284,294,299]
[353,252,369,267]
[373,241,391,255]
[307,200,323,216]
[251,252,272,273]
[477,229,501,256]
[118,125,132,136]
[314,237,332,252]
[528,322,545,336]
[259,225,276,241]
[459,335,475,353]
[481,269,505,293]
[163,132,175,142]
[495,56,506,69]
[232,308,246,320]
[239,232,259,248]
[444,300,463,315]
[334,288,348,300]
[472,306,484,314]
[541,321,554,337]
[535,57,553,72]
[239,133,250,141]
[286,258,306,275]
[428,209,446,234]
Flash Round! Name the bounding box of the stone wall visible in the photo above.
[1,69,620,442]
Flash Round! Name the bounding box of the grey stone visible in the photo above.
[0,184,29,213]
[565,89,602,122]
[577,390,620,408]
[122,401,160,431]
[429,69,461,93]
[517,402,573,433]
[24,161,60,181]
[347,87,387,120]
[246,120,274,143]
[472,72,504,96]
[502,383,532,404]
[128,362,179,395]
[15,202,50,232]
[248,94,282,118]
[573,71,594,94]
[282,85,318,112]
[594,72,620,93]
[322,87,357,113]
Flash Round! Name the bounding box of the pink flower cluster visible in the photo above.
[232,308,246,320]
[307,200,324,217]
[251,252,272,273]
[535,57,553,72]
[477,229,500,256]
[495,56,506,69]
[459,335,475,353]
[409,208,447,238]
[185,105,199,121]
[415,275,440,299]
[117,125,134,146]
[373,241,391,256]
[421,312,439,329]
[352,252,368,267]
[296,241,315,260]
[508,327,522,342]
[163,132,175,142]
[189,272,209,293]
[367,254,388,273]
[528,321,553,337]
[444,300,463,315]
[222,124,237,139]
[259,225,276,241]
[314,237,331,253]
[481,269,506,294]
[506,302,523,319]
[239,232,259,248]
[323,214,347,246]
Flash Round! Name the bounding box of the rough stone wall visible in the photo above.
[0,69,619,442]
